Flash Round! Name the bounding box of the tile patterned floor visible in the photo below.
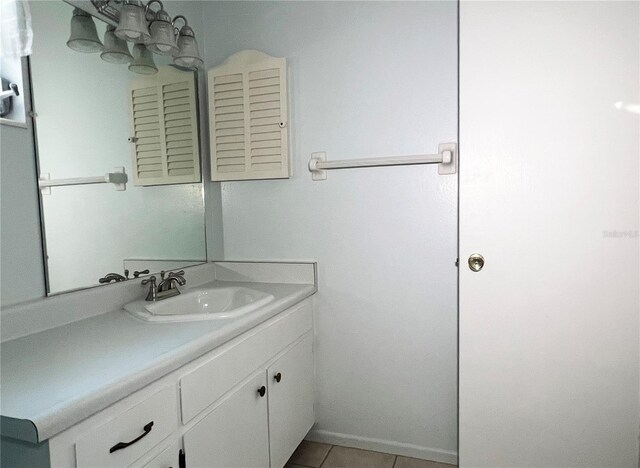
[286,441,457,468]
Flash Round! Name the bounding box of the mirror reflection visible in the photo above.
[30,0,206,294]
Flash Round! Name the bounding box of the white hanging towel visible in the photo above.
[0,0,33,58]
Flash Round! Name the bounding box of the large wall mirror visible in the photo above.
[30,0,207,294]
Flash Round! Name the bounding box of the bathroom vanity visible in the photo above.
[1,262,317,468]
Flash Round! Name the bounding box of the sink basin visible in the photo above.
[124,286,275,322]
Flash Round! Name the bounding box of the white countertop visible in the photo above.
[0,280,315,443]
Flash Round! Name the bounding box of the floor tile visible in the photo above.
[321,446,395,468]
[288,440,332,467]
[394,456,457,468]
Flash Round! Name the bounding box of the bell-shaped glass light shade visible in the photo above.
[173,25,203,68]
[101,25,132,64]
[115,0,151,43]
[146,9,178,55]
[67,8,104,53]
[129,43,158,74]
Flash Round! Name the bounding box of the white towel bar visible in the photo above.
[308,143,457,180]
[39,167,128,195]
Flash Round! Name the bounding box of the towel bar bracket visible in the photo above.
[438,142,458,175]
[309,152,328,181]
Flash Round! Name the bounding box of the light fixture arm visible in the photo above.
[90,0,120,24]
[144,0,163,20]
[90,0,164,24]
[172,15,187,29]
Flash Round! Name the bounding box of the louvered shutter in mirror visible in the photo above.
[129,66,201,186]
[208,50,290,181]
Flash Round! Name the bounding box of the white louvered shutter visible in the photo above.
[129,66,201,186]
[208,50,289,181]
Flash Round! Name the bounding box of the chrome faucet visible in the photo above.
[157,270,186,297]
[159,275,186,291]
[142,271,186,301]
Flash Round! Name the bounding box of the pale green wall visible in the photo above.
[0,123,46,306]
[0,437,49,468]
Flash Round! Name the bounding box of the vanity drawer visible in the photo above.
[75,385,179,468]
[180,299,313,423]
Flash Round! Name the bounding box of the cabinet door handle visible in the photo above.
[274,372,282,383]
[109,421,154,453]
[257,385,266,397]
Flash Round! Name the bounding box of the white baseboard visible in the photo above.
[306,428,458,465]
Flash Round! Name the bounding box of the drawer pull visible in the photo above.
[257,385,266,397]
[274,372,282,383]
[109,421,154,453]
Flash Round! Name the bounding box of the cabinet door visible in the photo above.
[208,50,290,181]
[129,66,201,186]
[183,371,269,468]
[267,334,314,468]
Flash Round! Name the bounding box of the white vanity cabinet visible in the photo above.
[39,298,315,468]
[184,334,314,468]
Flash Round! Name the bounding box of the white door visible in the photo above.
[183,371,270,468]
[267,334,314,468]
[459,2,639,467]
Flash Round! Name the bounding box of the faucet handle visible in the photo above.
[98,272,126,283]
[168,270,186,286]
[141,276,156,286]
[141,276,158,302]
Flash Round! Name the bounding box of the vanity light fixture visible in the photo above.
[67,8,104,53]
[101,25,133,64]
[145,0,178,56]
[115,0,151,44]
[85,0,204,70]
[172,16,203,69]
[129,43,158,75]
